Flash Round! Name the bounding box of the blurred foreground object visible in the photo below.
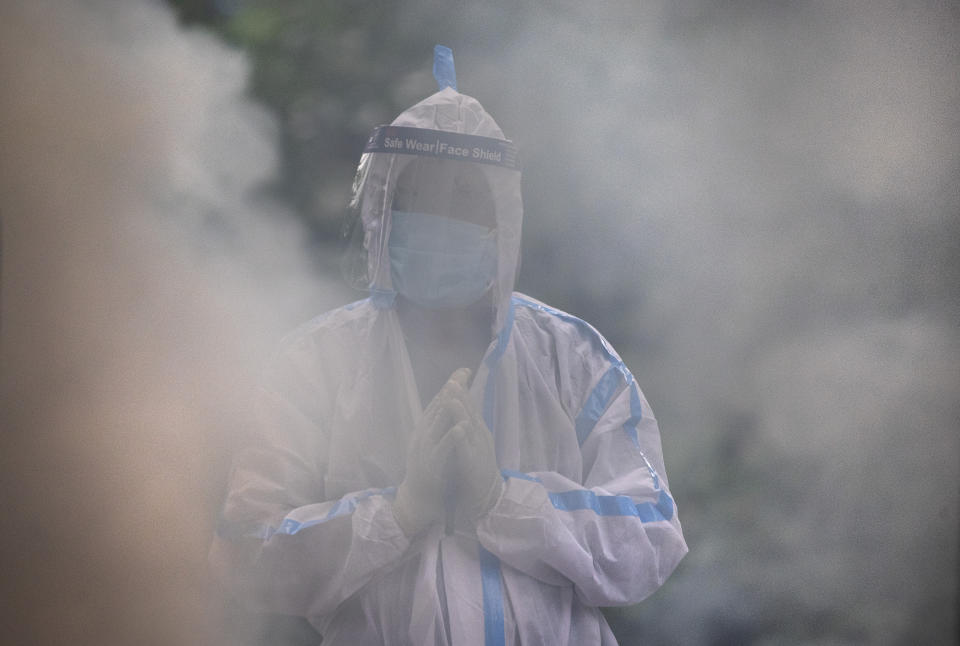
[0,2,333,643]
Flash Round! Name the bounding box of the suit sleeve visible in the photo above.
[208,348,411,619]
[475,375,687,607]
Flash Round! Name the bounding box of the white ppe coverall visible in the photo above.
[210,85,687,646]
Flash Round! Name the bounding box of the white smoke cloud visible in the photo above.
[452,1,959,642]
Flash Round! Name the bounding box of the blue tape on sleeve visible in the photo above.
[500,469,541,483]
[433,44,457,91]
[547,488,674,522]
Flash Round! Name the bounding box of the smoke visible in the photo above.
[0,1,346,643]
[457,1,959,642]
[1,0,956,644]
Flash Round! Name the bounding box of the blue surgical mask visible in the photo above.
[388,210,497,309]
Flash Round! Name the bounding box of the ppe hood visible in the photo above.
[346,84,523,334]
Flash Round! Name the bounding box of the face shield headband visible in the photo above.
[363,126,520,170]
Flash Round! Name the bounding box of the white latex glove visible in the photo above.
[445,380,504,526]
[393,368,472,537]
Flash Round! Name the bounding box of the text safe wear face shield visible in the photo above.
[343,125,521,313]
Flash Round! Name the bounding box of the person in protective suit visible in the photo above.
[210,46,687,646]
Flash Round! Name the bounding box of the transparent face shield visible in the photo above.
[343,126,521,314]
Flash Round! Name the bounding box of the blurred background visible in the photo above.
[1,0,957,644]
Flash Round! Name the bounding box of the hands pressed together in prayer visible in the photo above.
[392,368,504,537]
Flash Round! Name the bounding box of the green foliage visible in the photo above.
[164,0,531,243]
[225,6,286,46]
[166,0,224,25]
[166,1,395,238]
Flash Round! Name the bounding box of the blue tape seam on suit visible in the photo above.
[511,296,655,454]
[433,44,457,91]
[218,487,397,541]
[478,299,516,646]
[500,470,674,522]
